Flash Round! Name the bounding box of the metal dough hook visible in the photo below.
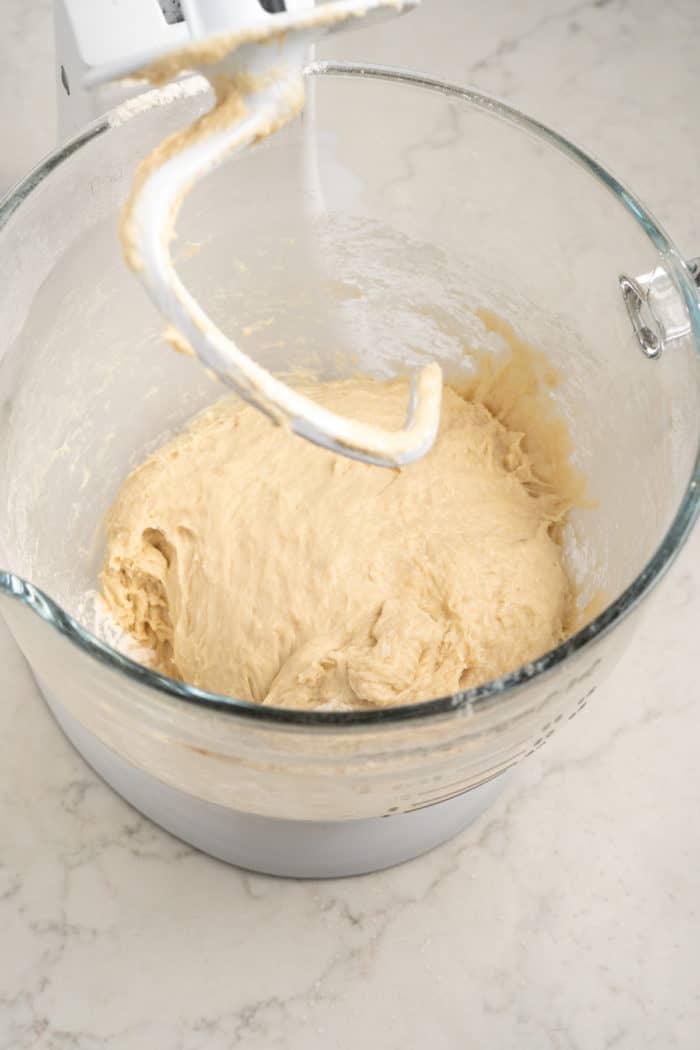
[86,0,442,468]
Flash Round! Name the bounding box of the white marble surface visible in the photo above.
[2,1,700,1047]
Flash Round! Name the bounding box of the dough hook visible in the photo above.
[86,0,443,468]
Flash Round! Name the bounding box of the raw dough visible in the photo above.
[101,376,573,710]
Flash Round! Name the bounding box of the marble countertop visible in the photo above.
[2,1,699,1047]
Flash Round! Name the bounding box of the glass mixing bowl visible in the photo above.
[1,64,698,876]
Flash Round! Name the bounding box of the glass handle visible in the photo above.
[621,258,700,359]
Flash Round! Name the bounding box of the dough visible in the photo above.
[100,377,573,710]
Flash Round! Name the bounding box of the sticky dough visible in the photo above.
[100,375,574,710]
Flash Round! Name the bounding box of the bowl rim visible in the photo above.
[1,61,699,729]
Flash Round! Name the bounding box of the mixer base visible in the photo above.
[42,688,509,878]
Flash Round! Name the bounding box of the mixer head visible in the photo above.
[56,0,317,138]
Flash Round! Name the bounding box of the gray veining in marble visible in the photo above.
[1,1,700,1047]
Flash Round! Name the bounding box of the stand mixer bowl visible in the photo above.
[0,64,698,877]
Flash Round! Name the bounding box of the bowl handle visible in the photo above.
[620,257,700,359]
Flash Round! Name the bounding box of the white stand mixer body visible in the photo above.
[55,0,314,140]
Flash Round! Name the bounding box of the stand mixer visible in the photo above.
[55,0,442,468]
[0,0,689,875]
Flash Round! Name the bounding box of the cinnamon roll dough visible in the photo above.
[100,375,573,710]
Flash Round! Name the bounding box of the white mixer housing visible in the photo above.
[55,0,314,140]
